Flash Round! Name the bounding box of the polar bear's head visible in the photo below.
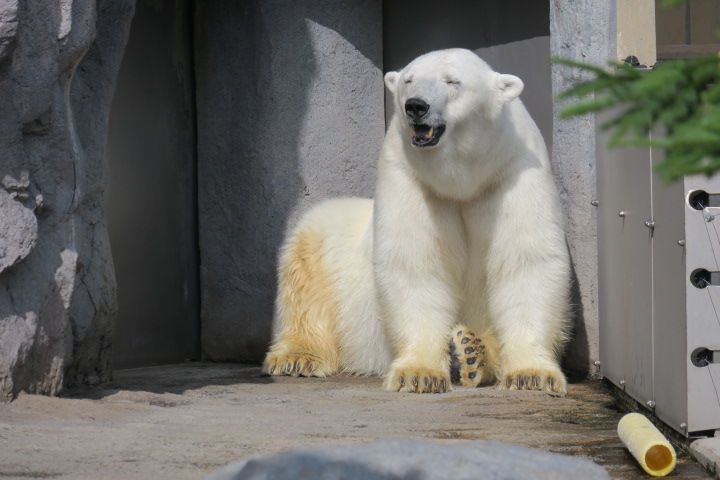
[384,49,523,151]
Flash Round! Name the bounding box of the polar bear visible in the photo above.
[263,49,570,395]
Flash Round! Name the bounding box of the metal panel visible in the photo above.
[651,146,688,433]
[683,175,720,433]
[599,140,720,435]
[598,129,720,434]
[597,127,654,404]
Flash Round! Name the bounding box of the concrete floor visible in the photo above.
[0,363,711,479]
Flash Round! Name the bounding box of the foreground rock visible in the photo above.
[207,439,610,480]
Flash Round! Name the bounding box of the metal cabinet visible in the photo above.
[598,128,720,436]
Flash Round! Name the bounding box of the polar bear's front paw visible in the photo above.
[263,351,334,378]
[500,366,567,397]
[384,365,450,393]
[449,327,492,388]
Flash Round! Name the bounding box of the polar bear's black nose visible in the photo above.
[405,98,429,121]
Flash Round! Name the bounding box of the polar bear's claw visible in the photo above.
[384,366,450,393]
[263,351,334,378]
[500,367,567,397]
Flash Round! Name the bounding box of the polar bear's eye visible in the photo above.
[404,78,413,84]
[445,78,461,85]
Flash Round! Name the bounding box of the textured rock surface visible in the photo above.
[195,0,384,362]
[0,186,38,275]
[0,0,134,400]
[550,1,616,377]
[208,440,611,480]
[690,437,720,475]
[0,0,18,61]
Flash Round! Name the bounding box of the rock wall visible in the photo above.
[0,0,134,400]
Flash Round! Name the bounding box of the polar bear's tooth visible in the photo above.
[428,127,434,137]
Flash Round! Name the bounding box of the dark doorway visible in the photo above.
[105,0,200,368]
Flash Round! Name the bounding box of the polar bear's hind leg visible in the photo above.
[263,228,340,377]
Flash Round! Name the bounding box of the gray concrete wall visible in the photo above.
[106,0,200,368]
[550,0,616,377]
[195,1,384,362]
[0,0,135,399]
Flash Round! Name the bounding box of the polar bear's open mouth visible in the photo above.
[411,124,446,148]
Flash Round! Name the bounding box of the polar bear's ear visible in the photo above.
[496,74,524,102]
[384,71,399,93]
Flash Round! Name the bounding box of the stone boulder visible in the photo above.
[207,440,610,480]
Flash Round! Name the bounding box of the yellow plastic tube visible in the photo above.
[617,413,677,477]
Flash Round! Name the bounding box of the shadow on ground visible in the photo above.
[61,362,273,399]
[66,360,595,401]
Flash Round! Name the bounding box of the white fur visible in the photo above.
[294,198,392,374]
[269,49,570,390]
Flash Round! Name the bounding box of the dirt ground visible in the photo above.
[0,363,710,479]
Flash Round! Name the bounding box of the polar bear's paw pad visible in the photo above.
[500,368,567,397]
[449,327,489,388]
[384,366,450,393]
[263,351,333,378]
